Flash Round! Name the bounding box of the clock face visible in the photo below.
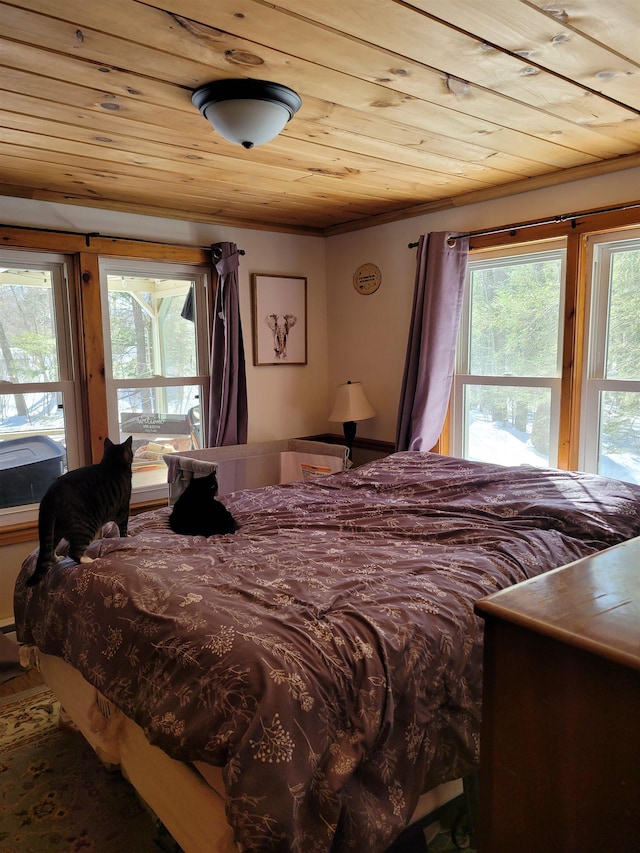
[353,263,381,295]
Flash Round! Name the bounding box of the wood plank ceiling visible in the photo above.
[1,0,639,235]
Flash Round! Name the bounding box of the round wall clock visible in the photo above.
[353,263,381,295]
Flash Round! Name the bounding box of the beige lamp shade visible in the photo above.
[329,381,376,423]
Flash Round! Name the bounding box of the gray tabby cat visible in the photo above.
[26,436,134,587]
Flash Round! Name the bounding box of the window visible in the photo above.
[0,248,212,525]
[582,233,640,484]
[0,230,213,537]
[100,259,210,502]
[452,225,640,484]
[0,251,83,522]
[453,242,566,468]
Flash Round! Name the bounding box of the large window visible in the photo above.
[452,229,640,484]
[0,246,212,526]
[582,233,640,483]
[0,251,82,522]
[452,242,566,468]
[100,260,210,501]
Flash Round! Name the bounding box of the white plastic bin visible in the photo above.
[164,439,349,504]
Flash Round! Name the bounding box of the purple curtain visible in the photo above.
[396,231,469,451]
[206,242,248,447]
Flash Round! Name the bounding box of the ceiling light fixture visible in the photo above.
[192,78,302,149]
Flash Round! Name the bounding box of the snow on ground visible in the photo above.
[468,419,640,484]
[468,420,549,468]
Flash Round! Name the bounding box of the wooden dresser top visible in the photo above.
[475,536,640,671]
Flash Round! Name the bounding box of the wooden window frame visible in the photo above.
[434,204,640,463]
[0,226,211,544]
[453,241,567,467]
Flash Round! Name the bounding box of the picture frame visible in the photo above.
[251,274,308,365]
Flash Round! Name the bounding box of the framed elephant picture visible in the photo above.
[251,274,308,365]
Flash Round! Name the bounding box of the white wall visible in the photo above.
[325,167,640,443]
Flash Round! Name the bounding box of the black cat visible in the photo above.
[169,471,238,536]
[26,436,133,587]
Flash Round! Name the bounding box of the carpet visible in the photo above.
[0,685,174,853]
[0,685,473,852]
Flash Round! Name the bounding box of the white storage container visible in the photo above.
[164,439,349,504]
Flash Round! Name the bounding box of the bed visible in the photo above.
[13,451,640,852]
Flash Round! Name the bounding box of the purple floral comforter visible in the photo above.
[14,452,640,851]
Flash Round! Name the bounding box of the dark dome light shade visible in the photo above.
[192,78,302,149]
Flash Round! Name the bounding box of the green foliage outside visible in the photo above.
[108,289,196,381]
[0,284,57,384]
[601,246,640,450]
[0,276,199,425]
[107,284,198,416]
[467,245,640,458]
[468,253,561,455]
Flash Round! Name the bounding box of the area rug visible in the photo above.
[0,685,174,853]
[1,685,473,852]
[425,812,474,853]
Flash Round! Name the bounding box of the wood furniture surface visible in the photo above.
[475,536,640,853]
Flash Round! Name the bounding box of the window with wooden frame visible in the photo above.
[99,258,211,506]
[0,229,212,542]
[0,250,84,527]
[452,240,566,468]
[448,211,640,485]
[581,231,640,481]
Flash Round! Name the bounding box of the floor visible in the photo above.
[0,666,43,697]
[0,629,44,697]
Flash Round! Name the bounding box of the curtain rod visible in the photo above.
[0,223,245,254]
[407,201,640,249]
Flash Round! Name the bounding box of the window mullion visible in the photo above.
[558,231,583,471]
[78,253,109,463]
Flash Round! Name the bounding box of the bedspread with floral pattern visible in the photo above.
[14,452,640,851]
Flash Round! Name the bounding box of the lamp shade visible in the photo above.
[329,381,376,423]
[192,79,302,149]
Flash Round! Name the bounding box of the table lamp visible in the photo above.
[329,380,376,461]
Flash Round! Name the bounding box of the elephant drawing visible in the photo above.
[266,313,297,359]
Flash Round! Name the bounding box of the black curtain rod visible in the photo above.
[407,201,640,249]
[0,223,245,254]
